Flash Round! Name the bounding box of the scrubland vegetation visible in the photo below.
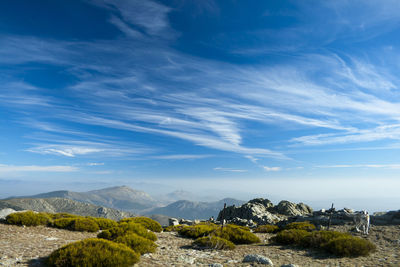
[4,211,376,265]
[177,223,260,250]
[5,211,160,266]
[273,222,376,257]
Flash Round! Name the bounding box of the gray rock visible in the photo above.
[243,254,273,265]
[276,201,311,216]
[169,217,179,226]
[296,203,313,214]
[0,208,17,220]
[179,218,194,225]
[371,210,400,225]
[178,255,195,264]
[218,198,282,225]
[209,264,223,267]
[281,264,299,267]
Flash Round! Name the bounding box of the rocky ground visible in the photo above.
[0,223,399,267]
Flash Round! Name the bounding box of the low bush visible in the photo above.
[215,224,260,245]
[51,218,74,229]
[46,238,140,267]
[119,217,162,233]
[91,217,118,230]
[301,230,351,248]
[254,224,279,233]
[274,229,310,245]
[98,222,157,241]
[115,233,157,255]
[6,211,51,226]
[178,224,218,239]
[323,236,376,257]
[283,222,316,232]
[47,213,81,220]
[52,218,100,232]
[193,236,235,250]
[163,224,185,232]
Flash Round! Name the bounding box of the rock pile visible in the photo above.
[217,198,313,226]
[371,210,400,225]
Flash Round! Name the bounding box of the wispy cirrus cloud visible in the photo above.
[213,167,247,173]
[91,0,174,38]
[318,164,400,169]
[2,0,400,166]
[152,154,212,160]
[0,164,78,172]
[263,166,282,172]
[26,141,151,158]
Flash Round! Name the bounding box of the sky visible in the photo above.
[1,0,400,211]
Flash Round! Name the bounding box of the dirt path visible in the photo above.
[0,223,399,266]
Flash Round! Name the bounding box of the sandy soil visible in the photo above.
[0,223,399,266]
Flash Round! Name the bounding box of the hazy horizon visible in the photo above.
[1,1,400,213]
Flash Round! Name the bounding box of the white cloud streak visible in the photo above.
[2,0,400,163]
[213,167,248,173]
[263,166,282,172]
[152,154,212,160]
[319,164,400,169]
[0,164,78,172]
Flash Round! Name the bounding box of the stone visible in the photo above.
[45,237,58,241]
[296,203,313,214]
[168,218,179,226]
[218,198,282,225]
[179,219,194,225]
[243,254,273,265]
[209,264,223,267]
[0,208,17,220]
[276,201,304,216]
[281,264,299,267]
[178,255,196,264]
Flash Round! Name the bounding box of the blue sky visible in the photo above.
[1,0,400,210]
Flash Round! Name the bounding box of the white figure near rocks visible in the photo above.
[354,210,370,235]
[345,209,370,235]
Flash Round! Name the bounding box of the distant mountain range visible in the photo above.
[6,186,158,213]
[144,198,245,220]
[3,186,245,222]
[0,197,134,221]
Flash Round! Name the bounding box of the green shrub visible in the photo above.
[274,229,310,245]
[163,224,185,232]
[52,218,99,232]
[47,213,81,220]
[51,218,75,229]
[119,217,162,233]
[73,218,100,232]
[301,230,351,248]
[284,222,316,231]
[178,224,218,239]
[254,225,279,233]
[323,236,376,257]
[46,238,139,267]
[98,222,157,241]
[115,233,157,255]
[193,236,235,250]
[215,224,260,245]
[6,211,51,226]
[91,217,118,230]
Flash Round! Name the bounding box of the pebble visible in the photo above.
[243,254,273,265]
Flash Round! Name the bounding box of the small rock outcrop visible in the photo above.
[0,208,17,220]
[218,198,281,225]
[217,198,312,226]
[275,201,312,216]
[371,210,400,225]
[243,254,273,265]
[169,218,179,226]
